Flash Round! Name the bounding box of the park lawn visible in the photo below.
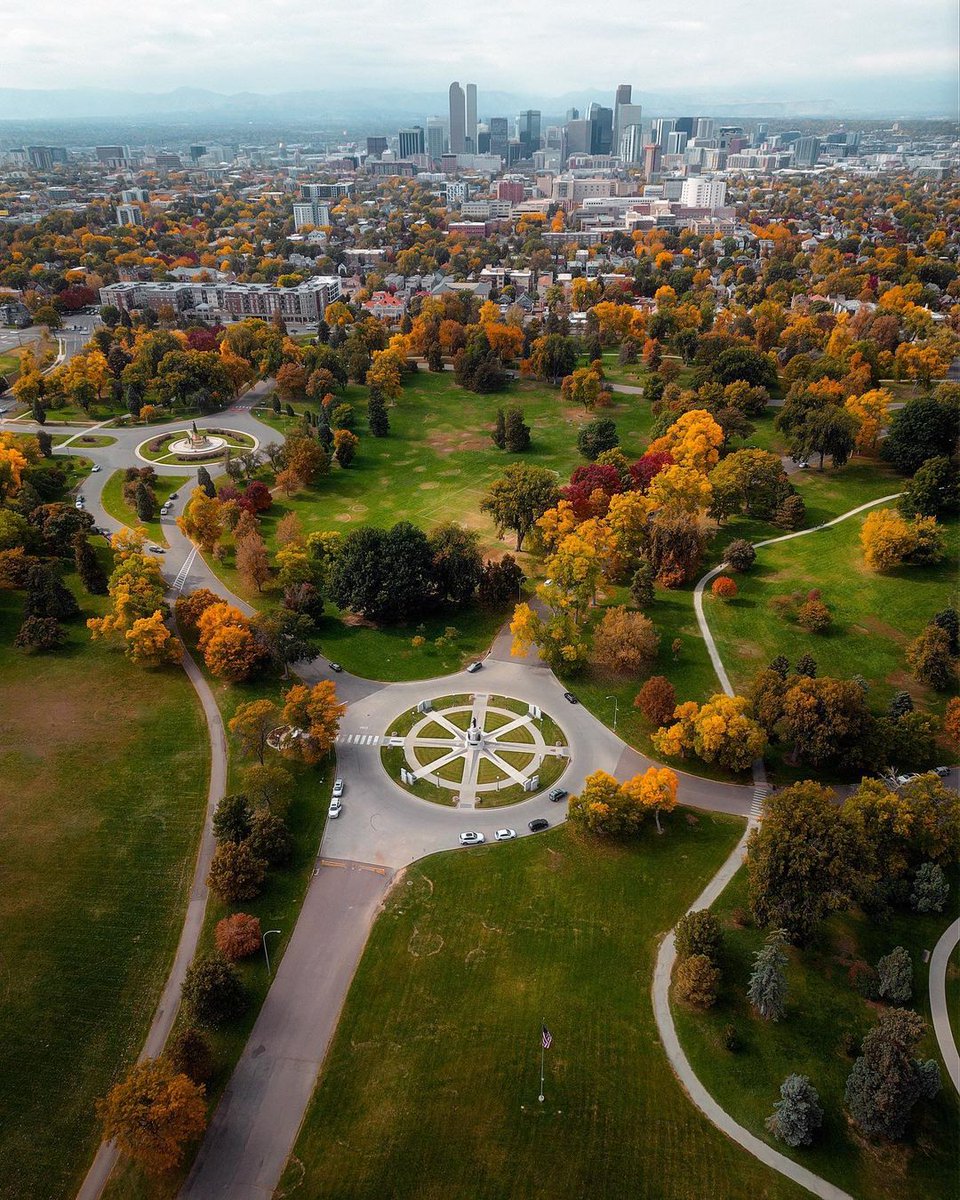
[279,815,806,1200]
[52,433,117,448]
[103,666,333,1200]
[705,508,959,721]
[0,572,208,1200]
[101,470,189,547]
[673,867,959,1200]
[0,349,21,379]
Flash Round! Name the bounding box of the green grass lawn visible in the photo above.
[100,471,189,547]
[103,667,332,1200]
[947,942,960,1051]
[705,506,959,722]
[0,572,208,1200]
[52,433,117,448]
[280,815,805,1200]
[673,868,959,1200]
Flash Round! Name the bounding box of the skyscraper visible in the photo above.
[588,103,613,155]
[517,110,541,158]
[695,117,716,140]
[666,131,687,156]
[612,83,632,151]
[488,117,509,161]
[653,118,675,149]
[466,84,478,153]
[619,124,644,164]
[426,117,446,163]
[674,117,695,137]
[449,82,466,154]
[398,127,425,158]
[643,143,661,179]
[793,136,821,167]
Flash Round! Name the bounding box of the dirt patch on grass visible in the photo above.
[340,612,379,628]
[426,430,490,453]
[419,481,440,490]
[862,615,908,643]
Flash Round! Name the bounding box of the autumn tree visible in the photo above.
[711,575,738,601]
[229,699,281,763]
[280,680,346,763]
[96,1058,206,1175]
[591,606,659,673]
[906,624,954,689]
[215,913,262,961]
[634,675,677,727]
[126,611,183,667]
[207,841,266,903]
[236,530,271,593]
[177,488,224,553]
[674,955,720,1009]
[653,693,766,772]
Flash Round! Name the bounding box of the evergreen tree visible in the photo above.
[492,407,507,449]
[427,341,444,372]
[212,793,253,845]
[15,615,66,652]
[931,607,959,655]
[887,690,914,718]
[766,1074,824,1147]
[910,862,949,914]
[768,654,790,679]
[748,928,789,1021]
[196,466,216,498]
[504,407,531,452]
[368,386,390,437]
[135,480,157,521]
[795,652,817,678]
[629,561,655,610]
[74,534,108,595]
[845,1008,941,1139]
[876,946,913,1005]
[32,396,46,425]
[36,429,53,458]
[23,563,79,620]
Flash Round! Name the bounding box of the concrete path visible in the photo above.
[180,861,392,1200]
[929,918,960,1094]
[76,632,229,1200]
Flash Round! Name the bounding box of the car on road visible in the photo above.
[148,545,165,554]
[90,464,101,472]
[169,492,179,500]
[932,766,951,777]
[160,505,170,515]
[466,660,483,673]
[329,662,343,672]
[527,818,549,833]
[332,778,344,799]
[494,828,517,841]
[459,831,485,846]
[548,787,568,803]
[328,797,342,819]
[75,498,84,509]
[896,772,920,786]
[563,691,579,704]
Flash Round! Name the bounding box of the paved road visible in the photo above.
[180,861,392,1200]
[929,918,960,1095]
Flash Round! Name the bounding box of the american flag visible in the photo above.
[541,1025,553,1049]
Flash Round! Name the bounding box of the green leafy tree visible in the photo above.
[577,417,619,460]
[674,954,720,1009]
[164,1027,215,1085]
[367,386,389,437]
[206,840,266,903]
[504,406,531,452]
[212,793,253,844]
[181,954,248,1029]
[481,463,559,551]
[674,909,723,961]
[911,863,949,913]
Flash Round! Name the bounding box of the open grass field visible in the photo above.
[673,867,959,1200]
[52,433,117,448]
[0,571,208,1200]
[705,507,959,720]
[280,815,806,1200]
[103,668,333,1200]
[100,471,189,547]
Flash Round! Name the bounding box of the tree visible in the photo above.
[529,333,577,383]
[766,1075,824,1148]
[591,606,659,673]
[796,598,831,633]
[164,1028,214,1086]
[906,625,954,690]
[252,608,318,676]
[23,563,79,620]
[709,450,791,521]
[653,693,766,773]
[845,1008,941,1140]
[649,409,724,474]
[367,387,389,437]
[911,863,949,914]
[748,929,789,1021]
[477,555,524,609]
[177,488,223,553]
[561,366,604,409]
[504,406,531,453]
[634,675,676,728]
[181,954,248,1029]
[899,456,960,519]
[647,511,706,587]
[674,909,722,962]
[242,761,295,815]
[196,466,216,498]
[791,405,858,470]
[428,522,483,606]
[568,770,645,837]
[203,621,262,683]
[207,841,266,903]
[946,697,960,745]
[756,673,873,768]
[674,954,720,1009]
[491,407,506,449]
[706,346,778,390]
[860,508,915,570]
[620,766,678,833]
[876,946,913,1006]
[15,614,65,652]
[215,912,262,961]
[126,610,183,667]
[883,392,960,475]
[711,575,737,601]
[236,530,271,593]
[247,810,293,866]
[329,522,435,623]
[577,417,619,461]
[211,793,253,844]
[280,680,346,764]
[629,561,655,609]
[932,607,960,655]
[775,493,806,530]
[333,428,358,468]
[481,464,558,551]
[747,782,858,943]
[96,1058,206,1175]
[724,539,756,571]
[74,535,108,594]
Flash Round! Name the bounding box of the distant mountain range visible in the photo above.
[0,81,954,124]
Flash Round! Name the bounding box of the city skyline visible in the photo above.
[2,0,957,114]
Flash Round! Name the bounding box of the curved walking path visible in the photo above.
[929,918,960,1094]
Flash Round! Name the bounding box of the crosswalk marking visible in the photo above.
[171,546,198,593]
[749,783,770,820]
[335,732,381,747]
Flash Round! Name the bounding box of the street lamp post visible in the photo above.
[605,695,619,732]
[262,928,281,977]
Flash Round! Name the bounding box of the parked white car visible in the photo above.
[328,797,342,819]
[458,831,485,846]
[494,828,517,842]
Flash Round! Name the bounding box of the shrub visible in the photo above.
[724,539,756,572]
[876,946,913,1006]
[206,841,266,903]
[849,961,879,1001]
[215,912,262,961]
[674,909,723,962]
[768,594,794,620]
[634,675,677,728]
[796,598,832,633]
[181,955,248,1029]
[711,575,738,601]
[911,862,949,914]
[674,954,720,1009]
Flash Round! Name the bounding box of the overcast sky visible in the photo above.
[3,0,957,100]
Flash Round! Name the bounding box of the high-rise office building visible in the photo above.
[426,118,446,163]
[695,117,715,140]
[653,118,675,149]
[565,107,580,121]
[449,82,466,154]
[616,104,642,153]
[612,83,632,150]
[489,117,509,160]
[366,136,388,158]
[755,123,768,146]
[466,84,478,153]
[793,136,821,167]
[643,143,661,179]
[564,119,592,156]
[517,110,541,158]
[588,103,614,155]
[619,124,644,164]
[666,131,688,155]
[398,126,425,158]
[679,178,727,209]
[674,117,695,137]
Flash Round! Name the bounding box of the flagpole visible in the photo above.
[539,1020,545,1102]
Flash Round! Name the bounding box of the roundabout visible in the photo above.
[381,693,570,808]
[135,423,259,465]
